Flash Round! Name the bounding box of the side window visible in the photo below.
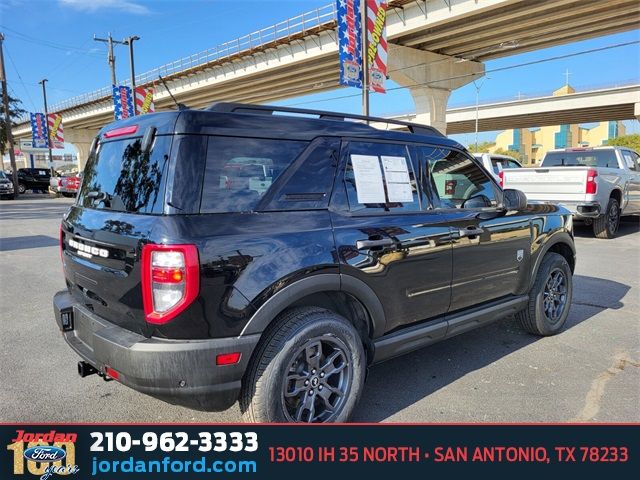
[200,136,308,213]
[344,142,421,213]
[622,151,639,171]
[425,147,499,209]
[263,137,339,211]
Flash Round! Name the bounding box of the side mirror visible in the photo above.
[502,189,527,211]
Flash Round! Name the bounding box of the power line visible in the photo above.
[287,40,640,107]
[0,25,102,57]
[4,45,37,111]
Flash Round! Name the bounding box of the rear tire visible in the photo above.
[516,252,572,336]
[593,197,620,239]
[240,307,365,423]
[17,183,26,194]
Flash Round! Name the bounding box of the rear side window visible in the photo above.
[77,136,170,213]
[491,157,520,173]
[200,136,308,213]
[542,150,618,168]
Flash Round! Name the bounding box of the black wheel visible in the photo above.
[17,183,26,194]
[516,252,572,336]
[593,197,620,239]
[240,307,365,423]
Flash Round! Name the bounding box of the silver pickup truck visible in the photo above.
[502,146,640,238]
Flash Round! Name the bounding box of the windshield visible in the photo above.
[0,171,7,180]
[77,136,170,213]
[542,150,618,168]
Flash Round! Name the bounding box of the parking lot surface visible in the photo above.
[1,195,638,422]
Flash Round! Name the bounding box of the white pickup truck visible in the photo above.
[502,146,640,238]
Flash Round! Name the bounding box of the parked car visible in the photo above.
[502,146,640,238]
[0,171,15,199]
[473,153,522,183]
[54,103,576,423]
[50,173,81,197]
[16,168,51,194]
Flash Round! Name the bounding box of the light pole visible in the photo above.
[39,79,54,175]
[123,35,140,89]
[473,76,489,152]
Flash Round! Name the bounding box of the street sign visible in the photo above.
[19,139,47,153]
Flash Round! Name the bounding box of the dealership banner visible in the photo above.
[366,0,387,92]
[47,113,64,149]
[29,113,49,149]
[112,85,135,120]
[135,86,155,115]
[338,0,363,89]
[1,424,637,479]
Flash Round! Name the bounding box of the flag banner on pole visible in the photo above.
[47,113,64,149]
[135,86,155,115]
[112,85,135,120]
[29,113,49,149]
[366,0,388,92]
[338,0,363,89]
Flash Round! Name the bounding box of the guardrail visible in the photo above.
[37,3,337,116]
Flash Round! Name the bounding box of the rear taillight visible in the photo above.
[141,244,199,324]
[586,168,598,194]
[498,171,504,188]
[58,178,63,187]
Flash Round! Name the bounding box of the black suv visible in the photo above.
[17,167,51,194]
[54,103,575,423]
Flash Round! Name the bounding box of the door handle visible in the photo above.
[458,226,484,239]
[356,238,395,250]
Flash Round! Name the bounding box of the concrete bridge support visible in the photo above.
[66,128,99,170]
[389,45,484,134]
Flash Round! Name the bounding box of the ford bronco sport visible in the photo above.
[53,103,576,423]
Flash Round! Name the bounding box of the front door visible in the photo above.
[421,147,532,312]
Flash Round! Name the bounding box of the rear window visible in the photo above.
[491,158,520,174]
[542,150,618,168]
[200,136,308,213]
[77,136,170,213]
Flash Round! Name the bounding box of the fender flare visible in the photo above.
[528,231,576,291]
[239,273,386,338]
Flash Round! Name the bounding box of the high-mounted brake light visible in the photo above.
[141,244,199,324]
[586,168,598,195]
[103,125,138,139]
[498,170,505,188]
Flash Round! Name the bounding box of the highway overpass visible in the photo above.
[11,0,640,163]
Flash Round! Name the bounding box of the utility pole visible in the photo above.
[94,33,126,86]
[473,76,489,152]
[38,79,54,174]
[123,36,140,89]
[0,33,19,195]
[360,0,369,119]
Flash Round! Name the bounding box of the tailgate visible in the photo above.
[502,167,588,202]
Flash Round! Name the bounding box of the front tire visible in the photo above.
[240,307,365,423]
[17,183,26,194]
[516,252,572,336]
[593,197,620,239]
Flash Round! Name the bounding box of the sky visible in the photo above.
[1,0,639,155]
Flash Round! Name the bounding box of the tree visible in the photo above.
[607,134,640,152]
[494,147,522,160]
[0,91,26,157]
[465,141,495,154]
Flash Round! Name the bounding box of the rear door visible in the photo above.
[620,149,640,214]
[421,147,532,311]
[62,132,172,337]
[330,140,453,335]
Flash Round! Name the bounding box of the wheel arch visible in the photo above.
[528,232,576,291]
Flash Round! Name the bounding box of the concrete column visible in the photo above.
[389,45,484,134]
[65,128,99,170]
[635,102,640,121]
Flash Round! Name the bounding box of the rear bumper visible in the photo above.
[53,290,260,411]
[529,200,601,218]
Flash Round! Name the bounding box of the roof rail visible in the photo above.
[205,102,444,137]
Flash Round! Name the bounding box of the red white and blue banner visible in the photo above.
[338,0,363,89]
[112,85,135,120]
[135,86,155,115]
[30,113,49,149]
[47,113,64,149]
[366,0,388,92]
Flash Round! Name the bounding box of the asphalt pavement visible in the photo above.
[1,195,638,422]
